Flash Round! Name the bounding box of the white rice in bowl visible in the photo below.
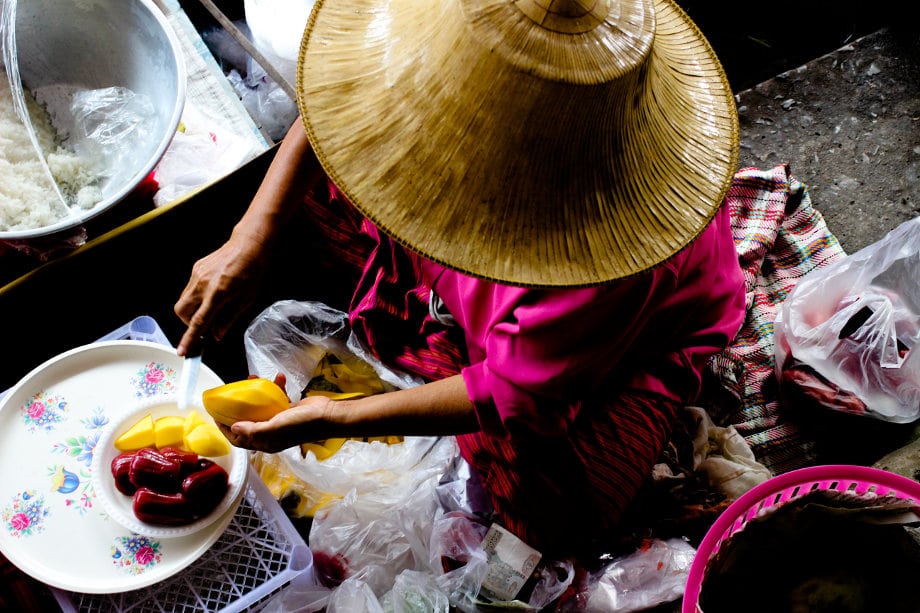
[0,72,103,233]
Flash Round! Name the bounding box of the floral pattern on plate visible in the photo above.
[20,392,69,433]
[112,534,164,574]
[130,362,177,397]
[2,490,50,537]
[49,465,95,515]
[51,407,108,468]
[0,340,232,593]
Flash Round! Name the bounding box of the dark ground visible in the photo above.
[678,1,903,91]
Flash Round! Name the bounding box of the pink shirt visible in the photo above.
[416,204,745,438]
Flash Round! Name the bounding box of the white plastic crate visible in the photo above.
[40,315,314,612]
[53,466,313,613]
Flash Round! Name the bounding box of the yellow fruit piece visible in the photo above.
[183,410,208,436]
[386,436,403,445]
[184,423,231,456]
[305,390,366,400]
[202,378,290,426]
[303,492,341,518]
[114,414,156,451]
[312,356,386,396]
[322,438,347,454]
[153,415,185,449]
[301,442,334,461]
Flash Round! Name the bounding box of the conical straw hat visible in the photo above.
[297,0,739,287]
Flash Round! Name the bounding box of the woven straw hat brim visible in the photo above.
[297,0,739,287]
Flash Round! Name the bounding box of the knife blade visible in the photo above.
[176,344,203,412]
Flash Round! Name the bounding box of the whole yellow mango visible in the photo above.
[202,378,290,426]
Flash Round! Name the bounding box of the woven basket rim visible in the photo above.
[683,464,920,613]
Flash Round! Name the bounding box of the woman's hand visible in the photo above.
[174,231,269,354]
[174,118,325,356]
[220,395,334,453]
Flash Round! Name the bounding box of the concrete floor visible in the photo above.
[736,28,920,254]
[642,25,920,613]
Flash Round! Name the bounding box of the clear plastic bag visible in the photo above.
[583,538,696,612]
[244,299,423,402]
[226,60,297,142]
[775,217,920,422]
[306,438,457,590]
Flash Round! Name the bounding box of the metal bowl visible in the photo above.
[1,0,185,240]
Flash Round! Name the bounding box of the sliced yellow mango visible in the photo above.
[153,415,185,449]
[184,422,231,456]
[202,378,290,426]
[305,390,366,400]
[301,442,335,461]
[303,492,341,518]
[322,437,347,454]
[182,409,209,436]
[114,414,156,451]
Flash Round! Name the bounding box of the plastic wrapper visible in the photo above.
[307,437,458,590]
[200,19,298,142]
[226,60,297,142]
[583,538,696,612]
[775,217,920,422]
[380,570,450,613]
[247,300,575,611]
[244,300,422,403]
[67,86,153,174]
[152,101,263,207]
[244,0,315,87]
[282,437,449,499]
[429,512,490,610]
[326,577,385,613]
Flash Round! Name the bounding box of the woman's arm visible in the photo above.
[223,374,479,453]
[228,118,325,248]
[175,119,326,354]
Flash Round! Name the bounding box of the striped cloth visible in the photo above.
[707,164,846,474]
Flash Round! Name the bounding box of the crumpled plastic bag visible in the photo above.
[583,538,697,613]
[381,570,451,612]
[775,216,920,422]
[244,299,423,402]
[226,60,297,142]
[306,438,459,591]
[246,299,575,611]
[152,100,263,207]
[281,436,449,499]
[258,439,574,612]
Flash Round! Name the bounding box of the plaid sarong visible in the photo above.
[707,164,846,474]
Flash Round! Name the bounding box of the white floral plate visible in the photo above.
[0,340,240,593]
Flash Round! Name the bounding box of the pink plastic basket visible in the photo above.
[683,464,920,613]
